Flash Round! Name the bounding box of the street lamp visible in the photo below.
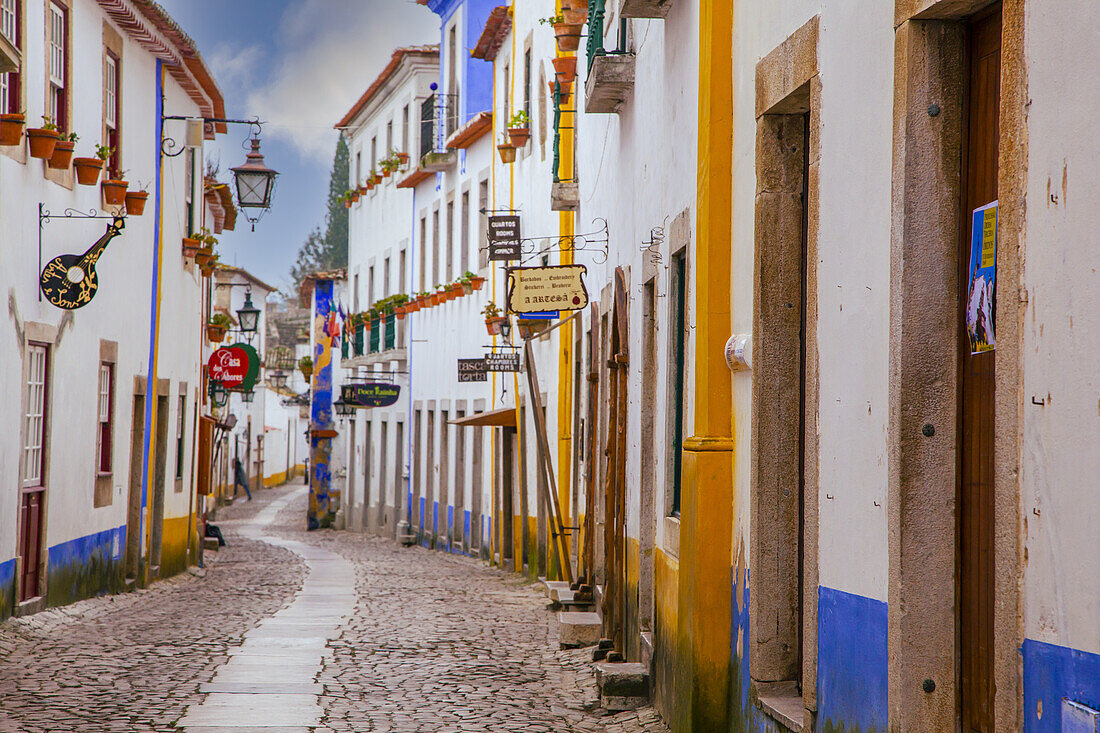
[231,137,279,230]
[241,390,255,404]
[237,291,261,334]
[269,370,287,390]
[334,398,355,417]
[500,317,512,342]
[208,380,228,407]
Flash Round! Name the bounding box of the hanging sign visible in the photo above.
[965,201,998,354]
[341,382,401,407]
[40,216,126,310]
[208,342,260,391]
[507,264,589,314]
[484,351,520,372]
[488,215,522,261]
[458,359,488,382]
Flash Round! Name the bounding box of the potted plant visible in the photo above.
[541,15,582,53]
[395,303,407,319]
[371,169,383,185]
[431,285,445,306]
[562,0,587,25]
[350,188,361,203]
[74,144,110,186]
[416,291,431,309]
[48,131,77,170]
[553,56,578,84]
[298,356,314,381]
[182,234,202,257]
[549,80,573,104]
[507,111,531,148]
[27,116,61,160]
[381,154,398,178]
[192,227,218,262]
[517,318,550,339]
[199,253,219,278]
[206,312,232,343]
[343,190,354,209]
[102,168,129,207]
[395,150,410,166]
[125,183,149,216]
[498,135,517,165]
[0,110,24,146]
[483,301,508,336]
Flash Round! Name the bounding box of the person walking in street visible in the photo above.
[234,457,252,501]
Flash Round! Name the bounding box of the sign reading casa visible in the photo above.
[342,382,401,408]
[507,264,589,314]
[208,343,260,391]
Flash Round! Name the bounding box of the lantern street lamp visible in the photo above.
[334,398,355,418]
[500,317,512,342]
[241,390,255,404]
[208,380,228,408]
[270,370,288,390]
[231,137,279,231]
[237,291,261,334]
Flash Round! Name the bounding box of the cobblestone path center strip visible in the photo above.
[177,488,356,732]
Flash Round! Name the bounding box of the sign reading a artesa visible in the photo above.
[484,351,520,372]
[458,359,488,382]
[488,216,522,261]
[341,382,401,408]
[507,264,589,314]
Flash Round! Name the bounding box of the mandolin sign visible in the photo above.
[40,216,126,310]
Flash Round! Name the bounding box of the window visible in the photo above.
[1,0,21,116]
[432,209,440,286]
[386,120,393,156]
[22,344,48,486]
[96,363,114,474]
[402,105,409,154]
[175,395,185,480]
[502,64,510,134]
[399,249,406,294]
[104,52,120,177]
[446,200,454,281]
[383,256,390,296]
[478,179,489,269]
[353,273,359,312]
[669,250,688,516]
[419,216,427,292]
[460,191,470,274]
[355,151,361,185]
[47,2,66,131]
[368,266,375,305]
[524,49,532,120]
[370,137,376,173]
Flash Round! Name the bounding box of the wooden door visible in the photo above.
[18,491,43,600]
[959,5,1001,730]
[602,268,629,654]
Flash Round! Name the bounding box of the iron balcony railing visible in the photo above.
[420,92,459,158]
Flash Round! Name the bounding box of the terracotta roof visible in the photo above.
[214,264,279,295]
[471,6,511,62]
[335,46,439,129]
[395,166,435,189]
[204,179,237,233]
[97,0,226,134]
[298,268,348,308]
[446,111,493,149]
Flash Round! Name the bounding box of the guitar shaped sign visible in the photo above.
[40,215,126,310]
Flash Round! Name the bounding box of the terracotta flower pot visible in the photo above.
[396,152,409,164]
[562,4,587,24]
[101,179,129,207]
[0,113,24,146]
[498,143,517,164]
[199,262,216,278]
[48,140,75,170]
[26,128,60,159]
[553,56,578,84]
[430,293,442,305]
[471,276,486,291]
[485,316,508,336]
[125,191,149,216]
[395,305,406,320]
[407,300,419,313]
[344,200,353,209]
[554,23,583,53]
[508,127,531,148]
[195,250,212,266]
[550,81,573,104]
[206,324,228,344]
[299,366,313,381]
[372,174,383,184]
[382,168,392,178]
[350,191,360,202]
[73,158,104,186]
[182,237,202,256]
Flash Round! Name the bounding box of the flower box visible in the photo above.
[102,179,128,207]
[498,143,517,164]
[73,158,104,186]
[508,127,531,148]
[125,191,149,216]
[206,323,228,343]
[26,128,59,159]
[48,140,75,170]
[0,113,24,146]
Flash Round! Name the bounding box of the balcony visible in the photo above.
[419,92,458,171]
[620,0,674,19]
[341,315,407,367]
[585,0,635,114]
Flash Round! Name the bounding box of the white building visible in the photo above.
[0,0,227,615]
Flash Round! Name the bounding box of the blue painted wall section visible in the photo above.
[0,558,15,620]
[46,526,126,607]
[426,0,495,124]
[816,587,888,732]
[308,279,336,530]
[1023,639,1100,732]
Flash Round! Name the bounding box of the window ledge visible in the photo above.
[585,54,636,114]
[755,682,803,732]
[0,33,19,74]
[662,515,680,558]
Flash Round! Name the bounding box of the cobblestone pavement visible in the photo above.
[0,484,669,733]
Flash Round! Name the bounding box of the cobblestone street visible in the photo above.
[0,484,669,733]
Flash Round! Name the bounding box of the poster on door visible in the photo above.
[966,201,998,354]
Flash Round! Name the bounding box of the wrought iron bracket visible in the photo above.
[38,203,126,302]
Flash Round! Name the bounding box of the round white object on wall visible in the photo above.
[725,334,752,372]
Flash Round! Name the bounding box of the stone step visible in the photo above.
[558,611,602,649]
[550,587,595,610]
[595,661,650,711]
[543,580,571,599]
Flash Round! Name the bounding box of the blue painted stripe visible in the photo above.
[47,526,125,571]
[1024,638,1100,732]
[816,586,888,731]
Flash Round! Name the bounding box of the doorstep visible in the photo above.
[558,611,602,649]
[595,661,650,711]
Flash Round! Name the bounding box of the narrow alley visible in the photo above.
[0,484,668,733]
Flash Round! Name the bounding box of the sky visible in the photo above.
[158,0,438,295]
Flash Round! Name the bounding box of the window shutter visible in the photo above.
[48,4,63,88]
[1,0,16,44]
[105,55,117,129]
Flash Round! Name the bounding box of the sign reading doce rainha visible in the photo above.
[507,264,589,314]
[458,359,488,382]
[342,382,401,408]
[488,216,522,261]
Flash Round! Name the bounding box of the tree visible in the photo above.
[288,136,350,285]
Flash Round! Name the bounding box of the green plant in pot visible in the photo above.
[48,131,78,170]
[298,356,314,381]
[26,115,60,159]
[74,144,110,186]
[206,312,232,344]
[507,111,531,148]
[483,301,508,336]
[126,179,150,216]
[102,166,129,208]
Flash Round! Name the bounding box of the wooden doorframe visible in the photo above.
[888,1,1026,728]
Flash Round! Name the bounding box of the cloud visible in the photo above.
[246,0,437,162]
[207,42,264,91]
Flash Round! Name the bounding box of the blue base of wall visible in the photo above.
[817,587,888,732]
[1024,638,1100,732]
[46,525,126,607]
[0,558,15,620]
